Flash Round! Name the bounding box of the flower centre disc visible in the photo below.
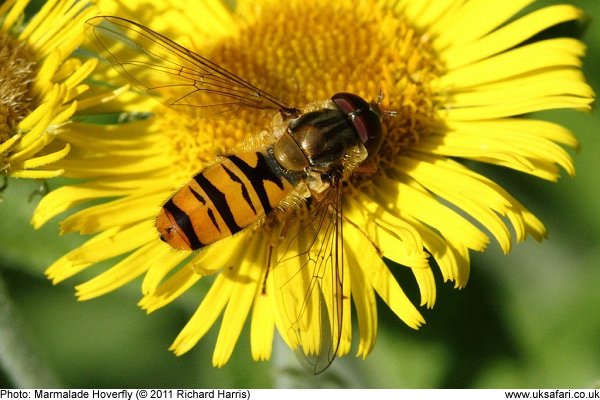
[157,1,441,192]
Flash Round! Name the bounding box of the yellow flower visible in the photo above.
[32,0,594,370]
[0,0,124,180]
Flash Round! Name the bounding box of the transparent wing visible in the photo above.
[272,175,348,374]
[85,16,297,115]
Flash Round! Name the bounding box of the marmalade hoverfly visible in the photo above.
[86,16,387,373]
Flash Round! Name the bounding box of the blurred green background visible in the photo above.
[1,0,599,389]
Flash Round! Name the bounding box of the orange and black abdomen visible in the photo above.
[157,151,294,250]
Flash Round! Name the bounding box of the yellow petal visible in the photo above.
[395,154,513,253]
[9,168,64,179]
[439,38,586,89]
[141,248,192,296]
[432,0,534,49]
[170,273,233,356]
[442,5,584,69]
[250,289,275,361]
[21,143,70,169]
[75,242,169,300]
[60,193,164,234]
[213,238,264,367]
[374,175,490,252]
[0,0,28,32]
[344,228,377,358]
[448,70,593,108]
[138,266,201,313]
[365,237,424,329]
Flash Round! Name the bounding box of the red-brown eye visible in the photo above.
[332,92,383,161]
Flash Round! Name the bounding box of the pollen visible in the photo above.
[156,0,440,184]
[374,14,442,172]
[0,31,37,143]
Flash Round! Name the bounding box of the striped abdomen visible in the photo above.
[157,151,294,250]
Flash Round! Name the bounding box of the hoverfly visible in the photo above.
[86,16,386,373]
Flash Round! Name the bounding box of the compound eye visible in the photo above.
[332,92,369,115]
[332,92,383,161]
[356,111,383,161]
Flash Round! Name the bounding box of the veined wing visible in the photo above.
[273,175,349,374]
[85,16,297,115]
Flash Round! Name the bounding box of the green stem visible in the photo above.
[0,273,61,388]
[270,336,360,388]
